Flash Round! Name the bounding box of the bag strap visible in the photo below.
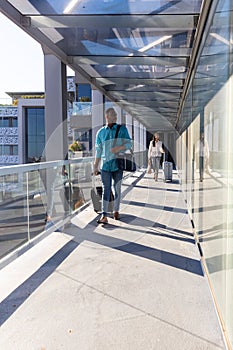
[113,124,121,147]
[113,124,134,155]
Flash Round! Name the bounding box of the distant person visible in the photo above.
[93,107,132,224]
[148,133,164,181]
[199,132,210,182]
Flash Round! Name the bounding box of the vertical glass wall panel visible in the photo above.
[0,172,29,259]
[27,169,47,238]
[190,114,200,227]
[176,136,182,178]
[226,73,233,346]
[69,158,92,206]
[200,2,232,341]
[180,131,187,199]
[185,88,194,210]
[178,0,233,346]
[38,165,74,228]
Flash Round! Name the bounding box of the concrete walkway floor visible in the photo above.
[0,170,227,350]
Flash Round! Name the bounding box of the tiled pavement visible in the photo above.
[0,170,227,350]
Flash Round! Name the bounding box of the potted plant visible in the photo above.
[69,140,83,158]
[79,96,91,102]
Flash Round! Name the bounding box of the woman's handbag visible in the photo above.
[147,162,152,174]
[114,125,136,172]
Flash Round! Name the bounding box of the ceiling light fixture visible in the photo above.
[210,33,232,46]
[112,28,127,48]
[138,35,172,52]
[64,0,80,14]
[126,84,145,91]
[130,65,137,72]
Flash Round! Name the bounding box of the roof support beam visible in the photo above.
[175,0,220,129]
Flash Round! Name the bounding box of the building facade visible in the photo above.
[0,105,18,166]
[0,80,118,166]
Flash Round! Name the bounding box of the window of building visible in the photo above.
[0,117,17,127]
[0,117,10,127]
[25,107,45,162]
[0,145,18,156]
[12,145,18,155]
[11,117,17,127]
[2,145,11,155]
[74,129,89,142]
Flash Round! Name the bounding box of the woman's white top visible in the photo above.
[148,140,163,158]
[199,139,209,158]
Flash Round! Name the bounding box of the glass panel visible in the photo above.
[226,74,233,345]
[0,117,10,127]
[3,146,11,155]
[72,102,92,116]
[4,0,203,134]
[97,77,185,87]
[37,24,194,57]
[95,64,187,79]
[12,146,18,156]
[179,1,233,346]
[0,172,28,259]
[38,165,72,225]
[36,159,93,229]
[0,158,94,260]
[9,0,202,15]
[11,118,18,127]
[27,170,46,238]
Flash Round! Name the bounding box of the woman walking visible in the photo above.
[148,133,164,181]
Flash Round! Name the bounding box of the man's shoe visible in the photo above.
[113,212,120,220]
[97,216,108,224]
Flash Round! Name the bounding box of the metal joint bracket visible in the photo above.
[67,57,74,64]
[20,16,31,28]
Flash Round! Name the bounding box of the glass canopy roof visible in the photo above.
[1,0,226,132]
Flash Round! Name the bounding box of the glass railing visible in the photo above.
[0,152,146,263]
[72,102,92,115]
[0,157,94,261]
[71,101,125,116]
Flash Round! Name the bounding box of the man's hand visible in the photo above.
[111,145,125,154]
[62,168,68,176]
[93,158,100,175]
[93,165,99,175]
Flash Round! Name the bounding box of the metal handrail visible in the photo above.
[0,156,94,176]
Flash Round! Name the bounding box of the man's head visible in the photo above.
[105,107,117,125]
[154,133,159,141]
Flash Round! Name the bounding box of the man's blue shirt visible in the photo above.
[95,123,132,172]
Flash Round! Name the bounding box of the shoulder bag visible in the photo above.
[113,124,136,172]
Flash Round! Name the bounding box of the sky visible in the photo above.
[0,12,73,103]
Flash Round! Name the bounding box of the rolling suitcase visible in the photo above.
[62,180,85,211]
[91,173,114,213]
[162,154,173,182]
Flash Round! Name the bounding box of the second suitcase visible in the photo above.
[163,161,173,182]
